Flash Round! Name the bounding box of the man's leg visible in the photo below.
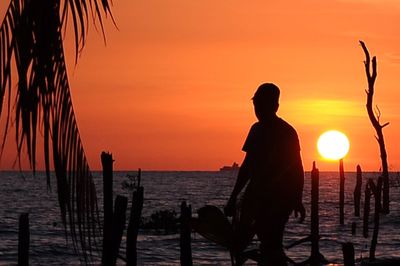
[255,212,290,266]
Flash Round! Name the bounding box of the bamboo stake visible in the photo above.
[354,165,362,217]
[369,177,382,261]
[288,162,326,265]
[342,242,355,266]
[311,161,320,259]
[180,201,193,266]
[309,162,327,265]
[18,213,29,266]
[363,183,371,238]
[339,159,345,225]
[127,169,144,266]
[351,222,356,236]
[110,195,128,265]
[101,152,114,266]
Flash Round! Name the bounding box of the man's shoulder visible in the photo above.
[276,117,297,134]
[250,119,297,134]
[248,121,261,132]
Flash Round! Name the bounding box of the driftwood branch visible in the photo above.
[374,106,381,122]
[368,178,382,261]
[359,40,390,214]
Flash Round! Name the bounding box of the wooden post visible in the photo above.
[111,195,128,266]
[309,162,327,265]
[127,169,144,266]
[369,177,382,261]
[339,158,345,225]
[180,201,193,266]
[351,222,356,236]
[363,183,371,238]
[293,163,326,265]
[101,152,114,266]
[311,161,320,261]
[354,165,362,217]
[18,213,29,266]
[342,242,355,266]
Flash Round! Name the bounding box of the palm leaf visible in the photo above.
[0,0,113,261]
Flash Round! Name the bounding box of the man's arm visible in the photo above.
[282,128,306,222]
[288,131,306,222]
[224,153,251,216]
[293,151,305,222]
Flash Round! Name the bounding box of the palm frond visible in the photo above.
[0,0,114,261]
[0,0,17,158]
[61,0,115,62]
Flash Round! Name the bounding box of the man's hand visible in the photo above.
[294,202,306,223]
[224,196,236,217]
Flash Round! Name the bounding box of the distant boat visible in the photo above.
[219,162,240,172]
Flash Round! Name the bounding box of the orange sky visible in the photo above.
[1,0,400,171]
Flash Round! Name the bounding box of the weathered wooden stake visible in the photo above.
[101,152,114,266]
[111,195,128,265]
[18,213,29,266]
[363,183,371,238]
[127,169,144,266]
[369,177,382,261]
[284,162,326,265]
[311,161,320,260]
[354,165,362,217]
[351,222,356,236]
[309,162,327,265]
[342,242,355,266]
[339,159,345,225]
[180,201,193,266]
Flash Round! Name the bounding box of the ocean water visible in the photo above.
[1,170,400,265]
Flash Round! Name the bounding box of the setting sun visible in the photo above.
[317,130,350,160]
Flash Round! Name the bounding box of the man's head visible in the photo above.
[252,83,280,121]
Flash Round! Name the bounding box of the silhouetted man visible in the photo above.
[225,83,305,266]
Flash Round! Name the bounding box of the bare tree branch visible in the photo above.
[359,40,390,214]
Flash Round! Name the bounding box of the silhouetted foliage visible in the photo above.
[141,209,180,234]
[122,173,141,192]
[0,0,114,260]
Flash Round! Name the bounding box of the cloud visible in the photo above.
[384,53,400,65]
[337,0,400,8]
[338,0,398,3]
[283,99,365,125]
